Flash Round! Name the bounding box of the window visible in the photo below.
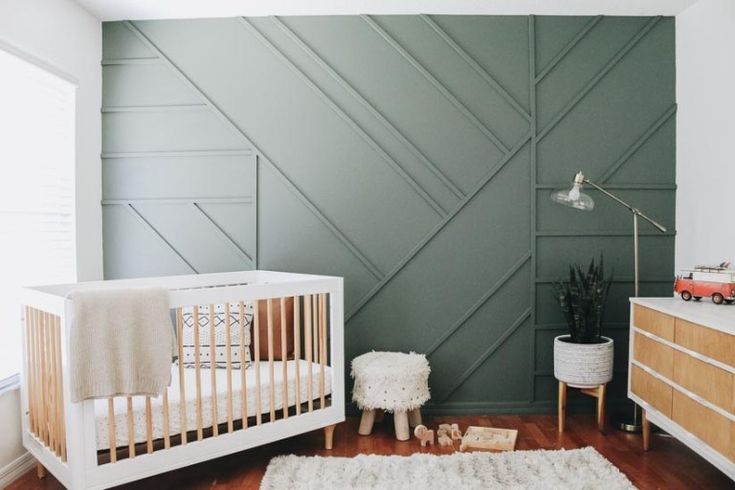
[0,47,76,384]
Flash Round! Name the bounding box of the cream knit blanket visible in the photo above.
[69,287,174,402]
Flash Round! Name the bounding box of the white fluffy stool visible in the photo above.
[351,351,430,441]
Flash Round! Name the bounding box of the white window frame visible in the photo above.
[0,41,79,390]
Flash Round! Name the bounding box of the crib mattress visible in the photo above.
[94,360,332,450]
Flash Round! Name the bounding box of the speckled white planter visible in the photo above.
[554,335,614,388]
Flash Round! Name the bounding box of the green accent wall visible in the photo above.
[101,15,676,413]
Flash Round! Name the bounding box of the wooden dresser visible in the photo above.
[629,298,735,479]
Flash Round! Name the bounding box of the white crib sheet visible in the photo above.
[94,360,332,450]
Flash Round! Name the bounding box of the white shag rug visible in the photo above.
[260,447,635,490]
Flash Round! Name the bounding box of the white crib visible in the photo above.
[19,270,345,490]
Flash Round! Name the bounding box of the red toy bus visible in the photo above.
[674,262,735,304]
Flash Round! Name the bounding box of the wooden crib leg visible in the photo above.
[36,463,46,479]
[324,424,336,450]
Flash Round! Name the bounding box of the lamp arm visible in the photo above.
[582,178,668,233]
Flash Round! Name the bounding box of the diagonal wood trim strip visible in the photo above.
[346,132,532,322]
[101,149,254,158]
[535,276,673,284]
[102,198,253,205]
[536,183,676,190]
[420,14,531,122]
[122,203,198,273]
[598,103,677,183]
[425,252,532,356]
[271,16,465,200]
[361,15,510,154]
[101,57,159,65]
[238,17,447,217]
[537,16,662,143]
[534,16,603,83]
[537,230,675,237]
[191,202,254,265]
[440,308,532,400]
[101,104,208,113]
[124,21,385,280]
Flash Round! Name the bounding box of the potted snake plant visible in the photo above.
[553,255,614,388]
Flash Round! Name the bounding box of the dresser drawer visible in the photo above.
[672,390,735,461]
[673,350,734,414]
[631,365,672,417]
[675,318,735,367]
[633,305,675,341]
[633,332,674,379]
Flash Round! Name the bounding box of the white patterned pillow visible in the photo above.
[180,303,252,369]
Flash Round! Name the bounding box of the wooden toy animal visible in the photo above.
[438,423,462,441]
[437,432,454,447]
[414,425,435,447]
[451,427,462,441]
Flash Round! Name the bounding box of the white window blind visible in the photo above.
[0,47,76,382]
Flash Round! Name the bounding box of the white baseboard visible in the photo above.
[0,452,34,488]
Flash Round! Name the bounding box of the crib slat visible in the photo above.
[194,306,203,441]
[42,313,51,452]
[53,313,62,456]
[176,308,187,445]
[305,295,313,413]
[293,297,301,416]
[107,398,117,463]
[145,396,153,454]
[266,299,275,422]
[34,309,43,445]
[38,309,48,446]
[239,301,248,429]
[37,309,45,443]
[280,297,288,419]
[225,303,234,433]
[46,312,57,455]
[253,301,262,426]
[29,308,38,439]
[312,295,318,368]
[162,390,170,449]
[126,396,135,458]
[208,304,218,437]
[320,294,326,409]
[53,314,66,461]
[26,307,36,438]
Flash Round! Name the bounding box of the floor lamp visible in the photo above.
[550,171,667,432]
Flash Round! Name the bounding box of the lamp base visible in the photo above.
[612,405,643,433]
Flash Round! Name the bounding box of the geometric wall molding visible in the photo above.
[102,14,675,412]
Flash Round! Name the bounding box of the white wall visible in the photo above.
[676,0,735,271]
[0,390,23,469]
[0,0,101,474]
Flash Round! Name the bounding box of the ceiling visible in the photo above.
[75,0,700,21]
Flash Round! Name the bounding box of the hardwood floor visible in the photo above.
[10,414,734,489]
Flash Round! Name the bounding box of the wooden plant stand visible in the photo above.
[558,381,607,433]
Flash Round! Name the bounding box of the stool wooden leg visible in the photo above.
[36,463,46,479]
[558,381,567,433]
[324,424,336,450]
[408,408,422,428]
[358,409,376,436]
[642,409,651,451]
[596,384,607,432]
[394,410,410,441]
